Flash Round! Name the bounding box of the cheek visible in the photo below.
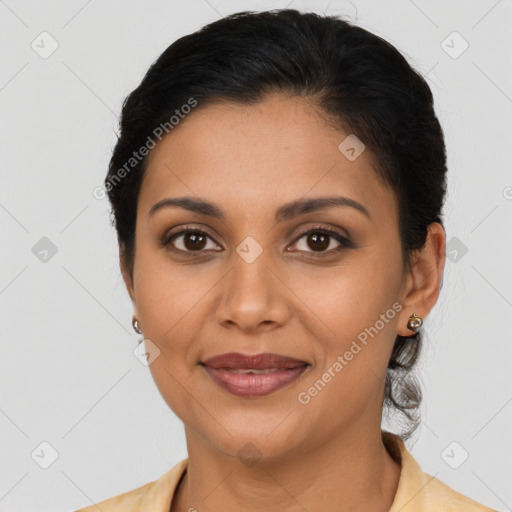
[133,248,180,340]
[135,274,201,349]
[313,260,398,335]
[307,255,401,383]
[132,245,220,364]
[133,255,207,416]
[298,276,400,422]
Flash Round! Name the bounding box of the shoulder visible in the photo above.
[383,431,497,512]
[74,480,156,512]
[420,471,497,511]
[73,458,188,512]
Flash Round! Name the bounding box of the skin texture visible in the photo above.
[121,93,446,512]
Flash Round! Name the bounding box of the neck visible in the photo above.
[171,423,402,512]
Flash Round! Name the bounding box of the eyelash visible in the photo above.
[161,224,353,257]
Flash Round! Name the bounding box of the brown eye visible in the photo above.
[290,228,351,255]
[163,229,221,253]
[305,232,331,252]
[182,231,207,251]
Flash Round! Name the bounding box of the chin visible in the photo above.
[196,414,306,465]
[217,436,295,467]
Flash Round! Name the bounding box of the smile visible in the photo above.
[201,364,309,397]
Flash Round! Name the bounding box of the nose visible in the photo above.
[214,247,292,333]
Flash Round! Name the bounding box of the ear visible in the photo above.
[119,245,136,304]
[397,222,446,337]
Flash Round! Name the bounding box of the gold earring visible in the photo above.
[407,313,423,332]
[132,317,142,334]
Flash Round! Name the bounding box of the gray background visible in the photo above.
[1,1,511,511]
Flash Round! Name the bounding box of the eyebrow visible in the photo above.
[148,195,371,222]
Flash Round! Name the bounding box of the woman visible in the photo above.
[76,8,497,512]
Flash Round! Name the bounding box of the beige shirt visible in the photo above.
[75,431,497,511]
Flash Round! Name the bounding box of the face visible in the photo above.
[123,93,417,462]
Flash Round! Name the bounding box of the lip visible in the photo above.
[201,352,310,398]
[202,352,308,369]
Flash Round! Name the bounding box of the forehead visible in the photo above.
[139,94,396,222]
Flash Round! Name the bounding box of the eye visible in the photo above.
[162,228,221,253]
[289,226,351,255]
[161,225,352,257]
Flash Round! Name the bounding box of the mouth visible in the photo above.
[200,352,310,398]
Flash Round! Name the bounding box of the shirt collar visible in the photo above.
[383,430,432,511]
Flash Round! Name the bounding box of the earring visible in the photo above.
[407,313,423,332]
[132,317,142,334]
